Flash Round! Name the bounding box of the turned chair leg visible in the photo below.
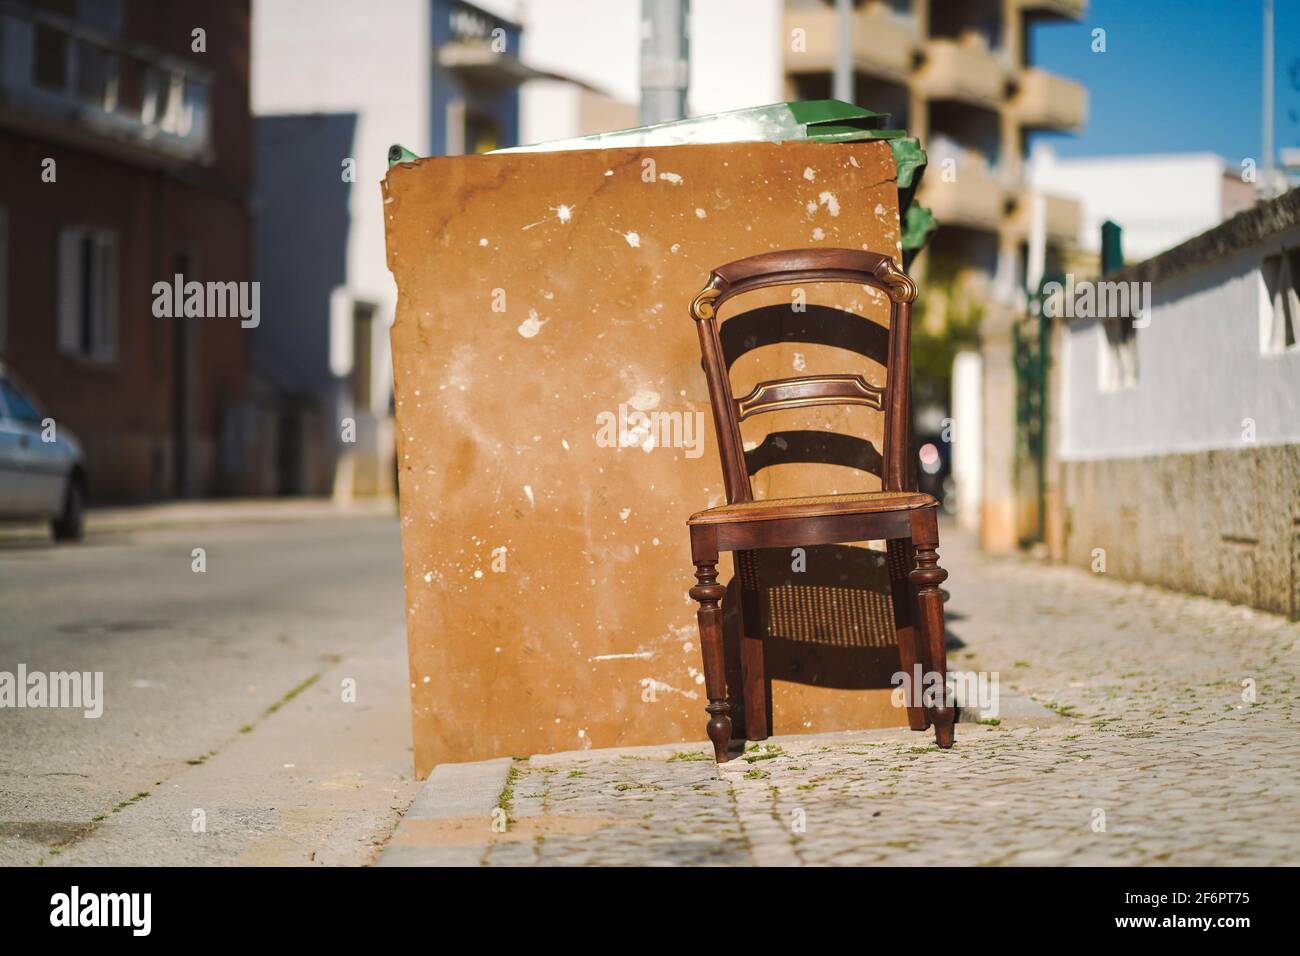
[909,508,954,749]
[690,539,732,762]
[887,538,928,732]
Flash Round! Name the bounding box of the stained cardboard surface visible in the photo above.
[384,139,908,773]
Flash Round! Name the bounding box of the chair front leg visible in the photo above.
[909,508,954,748]
[887,538,929,732]
[690,535,732,762]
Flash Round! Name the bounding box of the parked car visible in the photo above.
[0,363,86,540]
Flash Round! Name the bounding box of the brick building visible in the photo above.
[0,0,261,501]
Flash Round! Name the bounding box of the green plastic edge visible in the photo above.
[387,144,420,168]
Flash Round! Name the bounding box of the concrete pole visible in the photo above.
[1263,0,1275,198]
[1025,143,1049,294]
[640,0,690,125]
[833,0,853,103]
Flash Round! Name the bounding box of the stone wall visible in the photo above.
[1060,444,1300,617]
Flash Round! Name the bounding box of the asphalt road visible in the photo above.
[0,513,419,866]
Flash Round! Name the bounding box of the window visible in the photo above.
[465,111,500,154]
[1099,318,1138,392]
[142,68,209,137]
[75,0,124,35]
[142,67,176,127]
[0,379,41,426]
[57,227,118,362]
[1261,248,1300,354]
[74,39,119,110]
[352,302,375,409]
[33,23,69,91]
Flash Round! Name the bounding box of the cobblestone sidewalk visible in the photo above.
[384,528,1300,866]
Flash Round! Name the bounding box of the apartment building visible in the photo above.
[0,0,260,501]
[781,1,1088,549]
[784,0,1086,307]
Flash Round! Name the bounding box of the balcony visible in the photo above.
[918,162,1006,232]
[916,38,1006,110]
[1007,190,1082,244]
[783,4,920,82]
[1013,67,1087,131]
[0,6,212,164]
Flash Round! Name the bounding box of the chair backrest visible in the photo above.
[689,247,918,504]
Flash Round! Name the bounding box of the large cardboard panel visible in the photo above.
[384,140,909,773]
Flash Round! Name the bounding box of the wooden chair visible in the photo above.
[686,248,953,762]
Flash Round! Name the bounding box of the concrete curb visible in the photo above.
[377,757,512,867]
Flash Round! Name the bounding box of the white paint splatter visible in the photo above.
[818,191,840,216]
[589,651,653,662]
[522,204,574,230]
[523,485,535,509]
[658,171,683,185]
[812,227,826,241]
[517,309,548,338]
[627,388,660,411]
[802,166,816,181]
[478,237,488,246]
[642,679,699,701]
[694,208,707,219]
[618,507,632,521]
[623,231,641,247]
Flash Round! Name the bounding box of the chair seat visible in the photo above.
[687,490,936,525]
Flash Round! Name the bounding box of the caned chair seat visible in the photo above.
[688,490,935,525]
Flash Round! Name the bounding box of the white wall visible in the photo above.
[1034,151,1236,261]
[1060,224,1300,460]
[252,0,431,416]
[688,0,783,117]
[515,0,783,146]
[518,0,641,104]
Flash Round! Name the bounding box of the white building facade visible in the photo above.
[1053,189,1300,616]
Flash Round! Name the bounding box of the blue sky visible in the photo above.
[1031,0,1300,162]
